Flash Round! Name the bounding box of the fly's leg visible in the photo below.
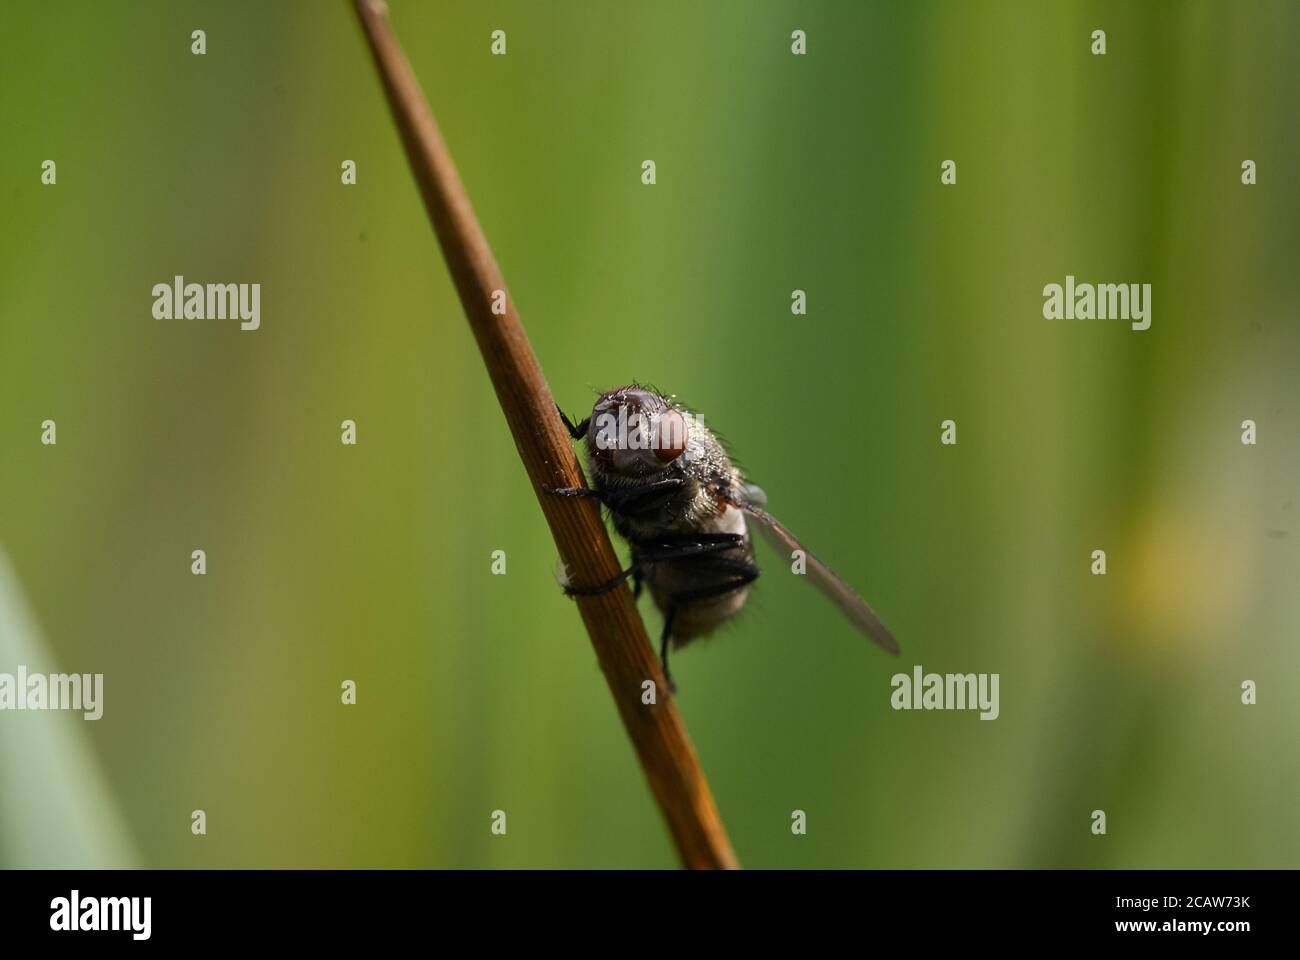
[562,565,637,597]
[633,533,744,557]
[557,405,590,440]
[560,533,745,599]
[667,562,760,606]
[545,484,601,499]
[543,478,681,501]
[602,479,684,516]
[659,559,761,692]
[659,607,678,694]
[649,541,756,693]
[543,478,685,517]
[548,400,593,498]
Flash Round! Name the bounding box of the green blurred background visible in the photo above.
[1,0,1297,868]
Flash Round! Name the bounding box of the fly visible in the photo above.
[549,385,899,691]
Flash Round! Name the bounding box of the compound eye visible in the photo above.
[653,410,688,463]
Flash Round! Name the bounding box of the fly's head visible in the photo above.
[585,386,689,485]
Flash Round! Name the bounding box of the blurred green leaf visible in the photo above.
[0,547,137,868]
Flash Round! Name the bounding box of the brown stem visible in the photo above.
[352,0,738,870]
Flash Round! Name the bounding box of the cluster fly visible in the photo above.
[550,385,898,691]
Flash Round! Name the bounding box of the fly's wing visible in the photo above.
[730,486,899,654]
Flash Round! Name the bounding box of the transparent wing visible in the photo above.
[731,487,899,654]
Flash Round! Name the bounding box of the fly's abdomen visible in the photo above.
[643,508,756,645]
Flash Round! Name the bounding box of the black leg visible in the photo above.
[660,607,677,694]
[632,567,644,600]
[667,563,760,606]
[631,532,744,563]
[560,534,744,599]
[543,478,685,519]
[602,478,685,518]
[655,555,759,695]
[563,565,636,597]
[545,484,599,499]
[557,405,589,440]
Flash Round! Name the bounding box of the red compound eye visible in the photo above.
[654,410,687,463]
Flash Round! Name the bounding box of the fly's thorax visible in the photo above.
[581,384,746,538]
[591,460,696,535]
